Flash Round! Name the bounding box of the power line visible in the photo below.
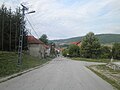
[9,0,37,36]
[10,0,39,39]
[26,28,32,35]
[14,0,40,39]
[26,14,68,39]
[9,0,65,40]
[27,14,43,34]
[25,16,40,38]
[9,0,35,38]
[8,0,68,40]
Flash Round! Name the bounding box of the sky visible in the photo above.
[0,0,120,40]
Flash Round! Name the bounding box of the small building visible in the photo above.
[27,36,46,59]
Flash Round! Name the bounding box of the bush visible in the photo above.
[62,49,69,57]
[68,44,80,57]
[112,43,120,60]
[100,46,111,59]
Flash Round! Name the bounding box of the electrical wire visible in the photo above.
[9,0,39,38]
[26,14,43,35]
[9,0,68,40]
[25,16,40,38]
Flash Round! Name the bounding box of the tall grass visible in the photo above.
[0,51,52,78]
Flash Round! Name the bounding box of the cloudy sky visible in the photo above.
[0,0,120,40]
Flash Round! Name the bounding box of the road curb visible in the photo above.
[0,60,51,83]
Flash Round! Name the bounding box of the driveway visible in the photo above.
[0,57,114,90]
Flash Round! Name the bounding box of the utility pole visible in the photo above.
[18,4,35,65]
[18,4,28,65]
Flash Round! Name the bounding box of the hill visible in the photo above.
[52,34,120,44]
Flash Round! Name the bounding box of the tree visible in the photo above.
[39,34,48,44]
[62,48,69,57]
[100,46,111,59]
[0,4,27,51]
[81,32,101,58]
[112,43,120,60]
[68,44,80,57]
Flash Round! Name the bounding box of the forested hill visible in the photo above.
[52,34,120,44]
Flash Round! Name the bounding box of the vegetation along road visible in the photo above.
[0,57,114,90]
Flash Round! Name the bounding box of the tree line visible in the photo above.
[62,32,120,60]
[0,4,27,51]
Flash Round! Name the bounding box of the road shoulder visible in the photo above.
[88,65,120,90]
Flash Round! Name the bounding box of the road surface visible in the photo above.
[0,57,114,90]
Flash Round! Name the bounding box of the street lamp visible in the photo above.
[26,11,35,14]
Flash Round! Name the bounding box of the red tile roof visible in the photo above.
[44,45,49,49]
[27,36,44,44]
[71,41,81,45]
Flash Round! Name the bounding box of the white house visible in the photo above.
[27,36,46,59]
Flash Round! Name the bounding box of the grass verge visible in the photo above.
[71,57,119,63]
[0,51,52,78]
[88,65,120,90]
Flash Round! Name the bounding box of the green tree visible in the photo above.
[39,34,48,44]
[68,44,80,57]
[62,49,69,57]
[112,43,120,60]
[81,32,101,58]
[0,4,27,51]
[100,46,111,59]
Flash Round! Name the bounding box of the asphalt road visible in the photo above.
[0,57,114,90]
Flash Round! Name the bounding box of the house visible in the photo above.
[71,41,81,47]
[44,45,50,57]
[27,36,46,59]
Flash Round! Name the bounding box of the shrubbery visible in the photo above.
[100,46,111,59]
[62,32,120,60]
[62,45,80,57]
[62,49,69,57]
[68,44,80,57]
[112,43,120,60]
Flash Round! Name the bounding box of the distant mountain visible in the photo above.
[52,34,120,44]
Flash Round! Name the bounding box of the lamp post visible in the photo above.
[26,11,35,14]
[18,4,35,65]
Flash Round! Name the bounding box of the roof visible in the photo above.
[71,41,81,45]
[44,45,50,49]
[27,36,44,44]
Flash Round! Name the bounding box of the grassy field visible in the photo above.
[71,57,119,63]
[0,51,52,78]
[88,65,120,90]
